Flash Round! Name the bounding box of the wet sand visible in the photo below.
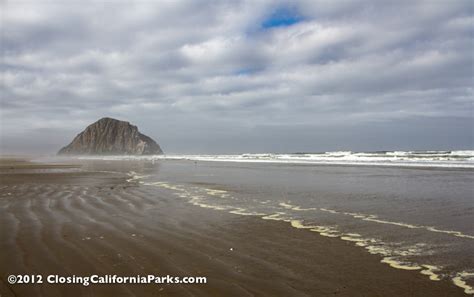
[0,160,467,296]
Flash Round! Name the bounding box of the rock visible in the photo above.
[58,117,163,155]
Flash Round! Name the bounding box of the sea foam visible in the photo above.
[80,150,474,168]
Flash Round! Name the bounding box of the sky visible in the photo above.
[1,0,473,154]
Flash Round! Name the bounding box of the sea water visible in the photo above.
[75,151,474,293]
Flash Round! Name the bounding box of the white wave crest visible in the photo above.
[79,150,474,168]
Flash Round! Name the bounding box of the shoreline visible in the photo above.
[146,178,474,295]
[0,160,469,296]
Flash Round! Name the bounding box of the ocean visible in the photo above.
[68,150,474,293]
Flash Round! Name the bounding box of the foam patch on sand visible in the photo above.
[126,171,150,183]
[262,212,290,222]
[283,217,447,285]
[452,272,474,295]
[420,265,442,281]
[290,220,340,237]
[230,208,266,216]
[381,257,422,270]
[205,189,230,198]
[291,218,446,283]
[279,202,318,211]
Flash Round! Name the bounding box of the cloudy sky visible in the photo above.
[1,0,473,154]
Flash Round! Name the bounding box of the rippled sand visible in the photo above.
[0,160,467,296]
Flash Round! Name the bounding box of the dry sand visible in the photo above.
[0,159,467,296]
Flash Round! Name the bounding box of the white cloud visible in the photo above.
[1,0,473,153]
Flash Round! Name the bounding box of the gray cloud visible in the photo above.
[1,0,473,154]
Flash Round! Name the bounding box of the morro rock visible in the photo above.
[58,117,163,155]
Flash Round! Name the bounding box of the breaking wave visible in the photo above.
[80,150,474,168]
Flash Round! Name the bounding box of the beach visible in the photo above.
[0,158,470,296]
